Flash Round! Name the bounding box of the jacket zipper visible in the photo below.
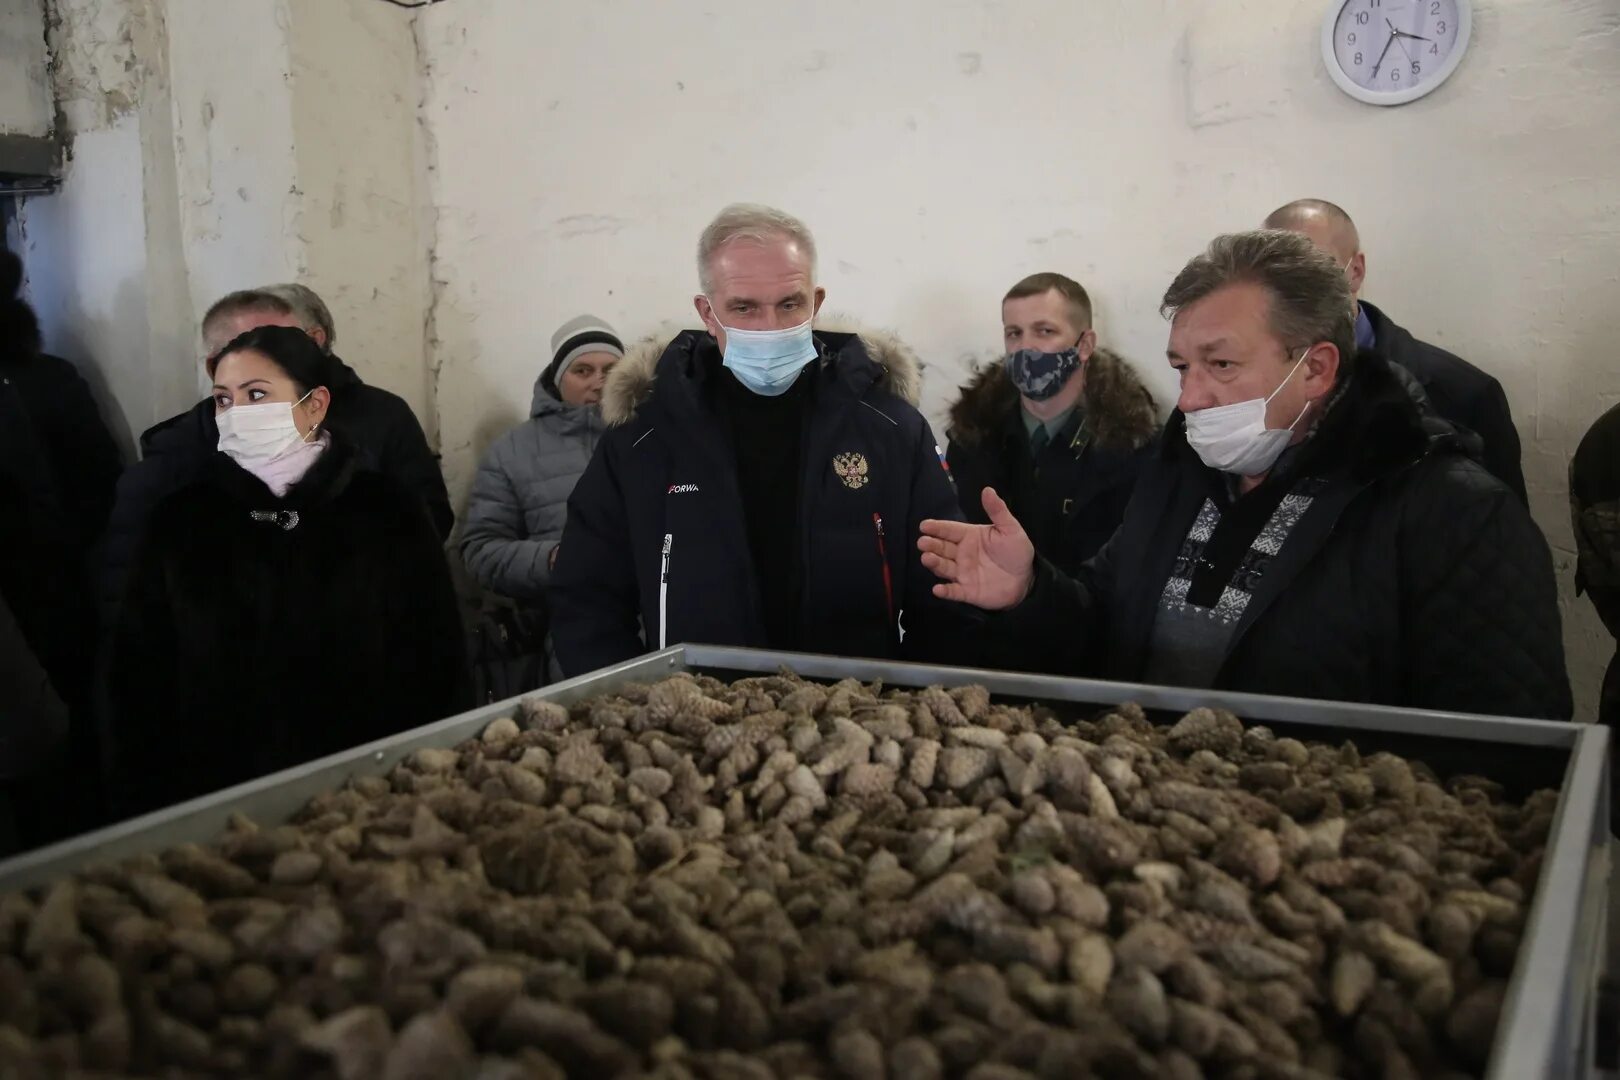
[872,513,896,630]
[658,532,673,650]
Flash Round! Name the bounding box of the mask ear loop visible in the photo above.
[1274,347,1316,433]
[294,389,321,443]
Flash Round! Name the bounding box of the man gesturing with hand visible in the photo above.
[920,487,1037,610]
[918,230,1570,720]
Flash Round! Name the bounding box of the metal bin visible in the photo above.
[0,644,1607,1078]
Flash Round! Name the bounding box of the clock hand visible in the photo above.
[1387,18,1433,43]
[1387,19,1416,66]
[1369,30,1397,78]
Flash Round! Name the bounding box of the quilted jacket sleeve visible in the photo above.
[460,436,557,602]
[1402,461,1571,719]
[980,536,1114,677]
[1466,377,1527,507]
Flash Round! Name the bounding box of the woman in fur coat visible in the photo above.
[106,327,467,818]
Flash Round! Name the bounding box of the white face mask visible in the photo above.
[1183,347,1313,477]
[707,299,818,397]
[217,391,316,471]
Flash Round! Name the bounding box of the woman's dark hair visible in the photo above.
[206,324,335,395]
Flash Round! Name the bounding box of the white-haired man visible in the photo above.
[551,203,973,673]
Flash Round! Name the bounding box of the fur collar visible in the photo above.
[945,347,1160,452]
[1161,351,1457,485]
[600,315,923,428]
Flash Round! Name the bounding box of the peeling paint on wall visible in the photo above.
[44,0,143,134]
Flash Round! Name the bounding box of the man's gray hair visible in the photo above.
[697,203,818,295]
[1161,230,1355,366]
[262,283,337,349]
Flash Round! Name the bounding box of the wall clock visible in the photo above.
[1322,0,1472,105]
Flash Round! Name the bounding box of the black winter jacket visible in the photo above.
[1,255,122,555]
[0,376,106,850]
[0,414,77,855]
[0,375,87,686]
[0,588,68,782]
[99,355,452,626]
[0,586,68,856]
[2,259,121,847]
[0,356,121,555]
[1362,300,1525,504]
[551,325,976,676]
[946,349,1159,578]
[990,350,1571,720]
[1572,401,1620,728]
[106,440,469,818]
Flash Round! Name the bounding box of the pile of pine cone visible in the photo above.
[0,671,1555,1079]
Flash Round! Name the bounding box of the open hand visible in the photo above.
[917,487,1036,611]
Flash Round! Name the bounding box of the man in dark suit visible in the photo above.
[1265,199,1525,503]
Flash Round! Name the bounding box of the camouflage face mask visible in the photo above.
[1004,345,1082,401]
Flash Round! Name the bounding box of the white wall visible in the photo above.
[419,0,1620,718]
[287,0,434,429]
[15,0,161,458]
[12,0,1618,714]
[17,115,149,452]
[162,1,302,320]
[19,0,429,457]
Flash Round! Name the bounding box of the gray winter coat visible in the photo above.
[461,376,606,601]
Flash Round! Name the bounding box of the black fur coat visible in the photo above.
[106,440,468,818]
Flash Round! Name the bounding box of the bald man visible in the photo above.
[1265,199,1525,504]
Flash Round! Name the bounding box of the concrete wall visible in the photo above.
[0,0,51,138]
[418,0,1620,718]
[16,0,429,459]
[15,114,150,453]
[9,0,1617,714]
[287,0,434,429]
[14,0,165,456]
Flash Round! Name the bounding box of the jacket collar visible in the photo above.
[1158,349,1456,488]
[209,434,359,509]
[946,347,1160,454]
[600,315,924,428]
[1356,301,1428,377]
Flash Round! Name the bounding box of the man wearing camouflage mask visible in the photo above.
[944,272,1159,576]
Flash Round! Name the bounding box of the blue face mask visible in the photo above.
[1005,345,1082,401]
[710,306,818,397]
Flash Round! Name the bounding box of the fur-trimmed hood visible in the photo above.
[946,347,1160,452]
[601,315,923,427]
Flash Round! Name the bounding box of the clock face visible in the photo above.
[1324,0,1471,104]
